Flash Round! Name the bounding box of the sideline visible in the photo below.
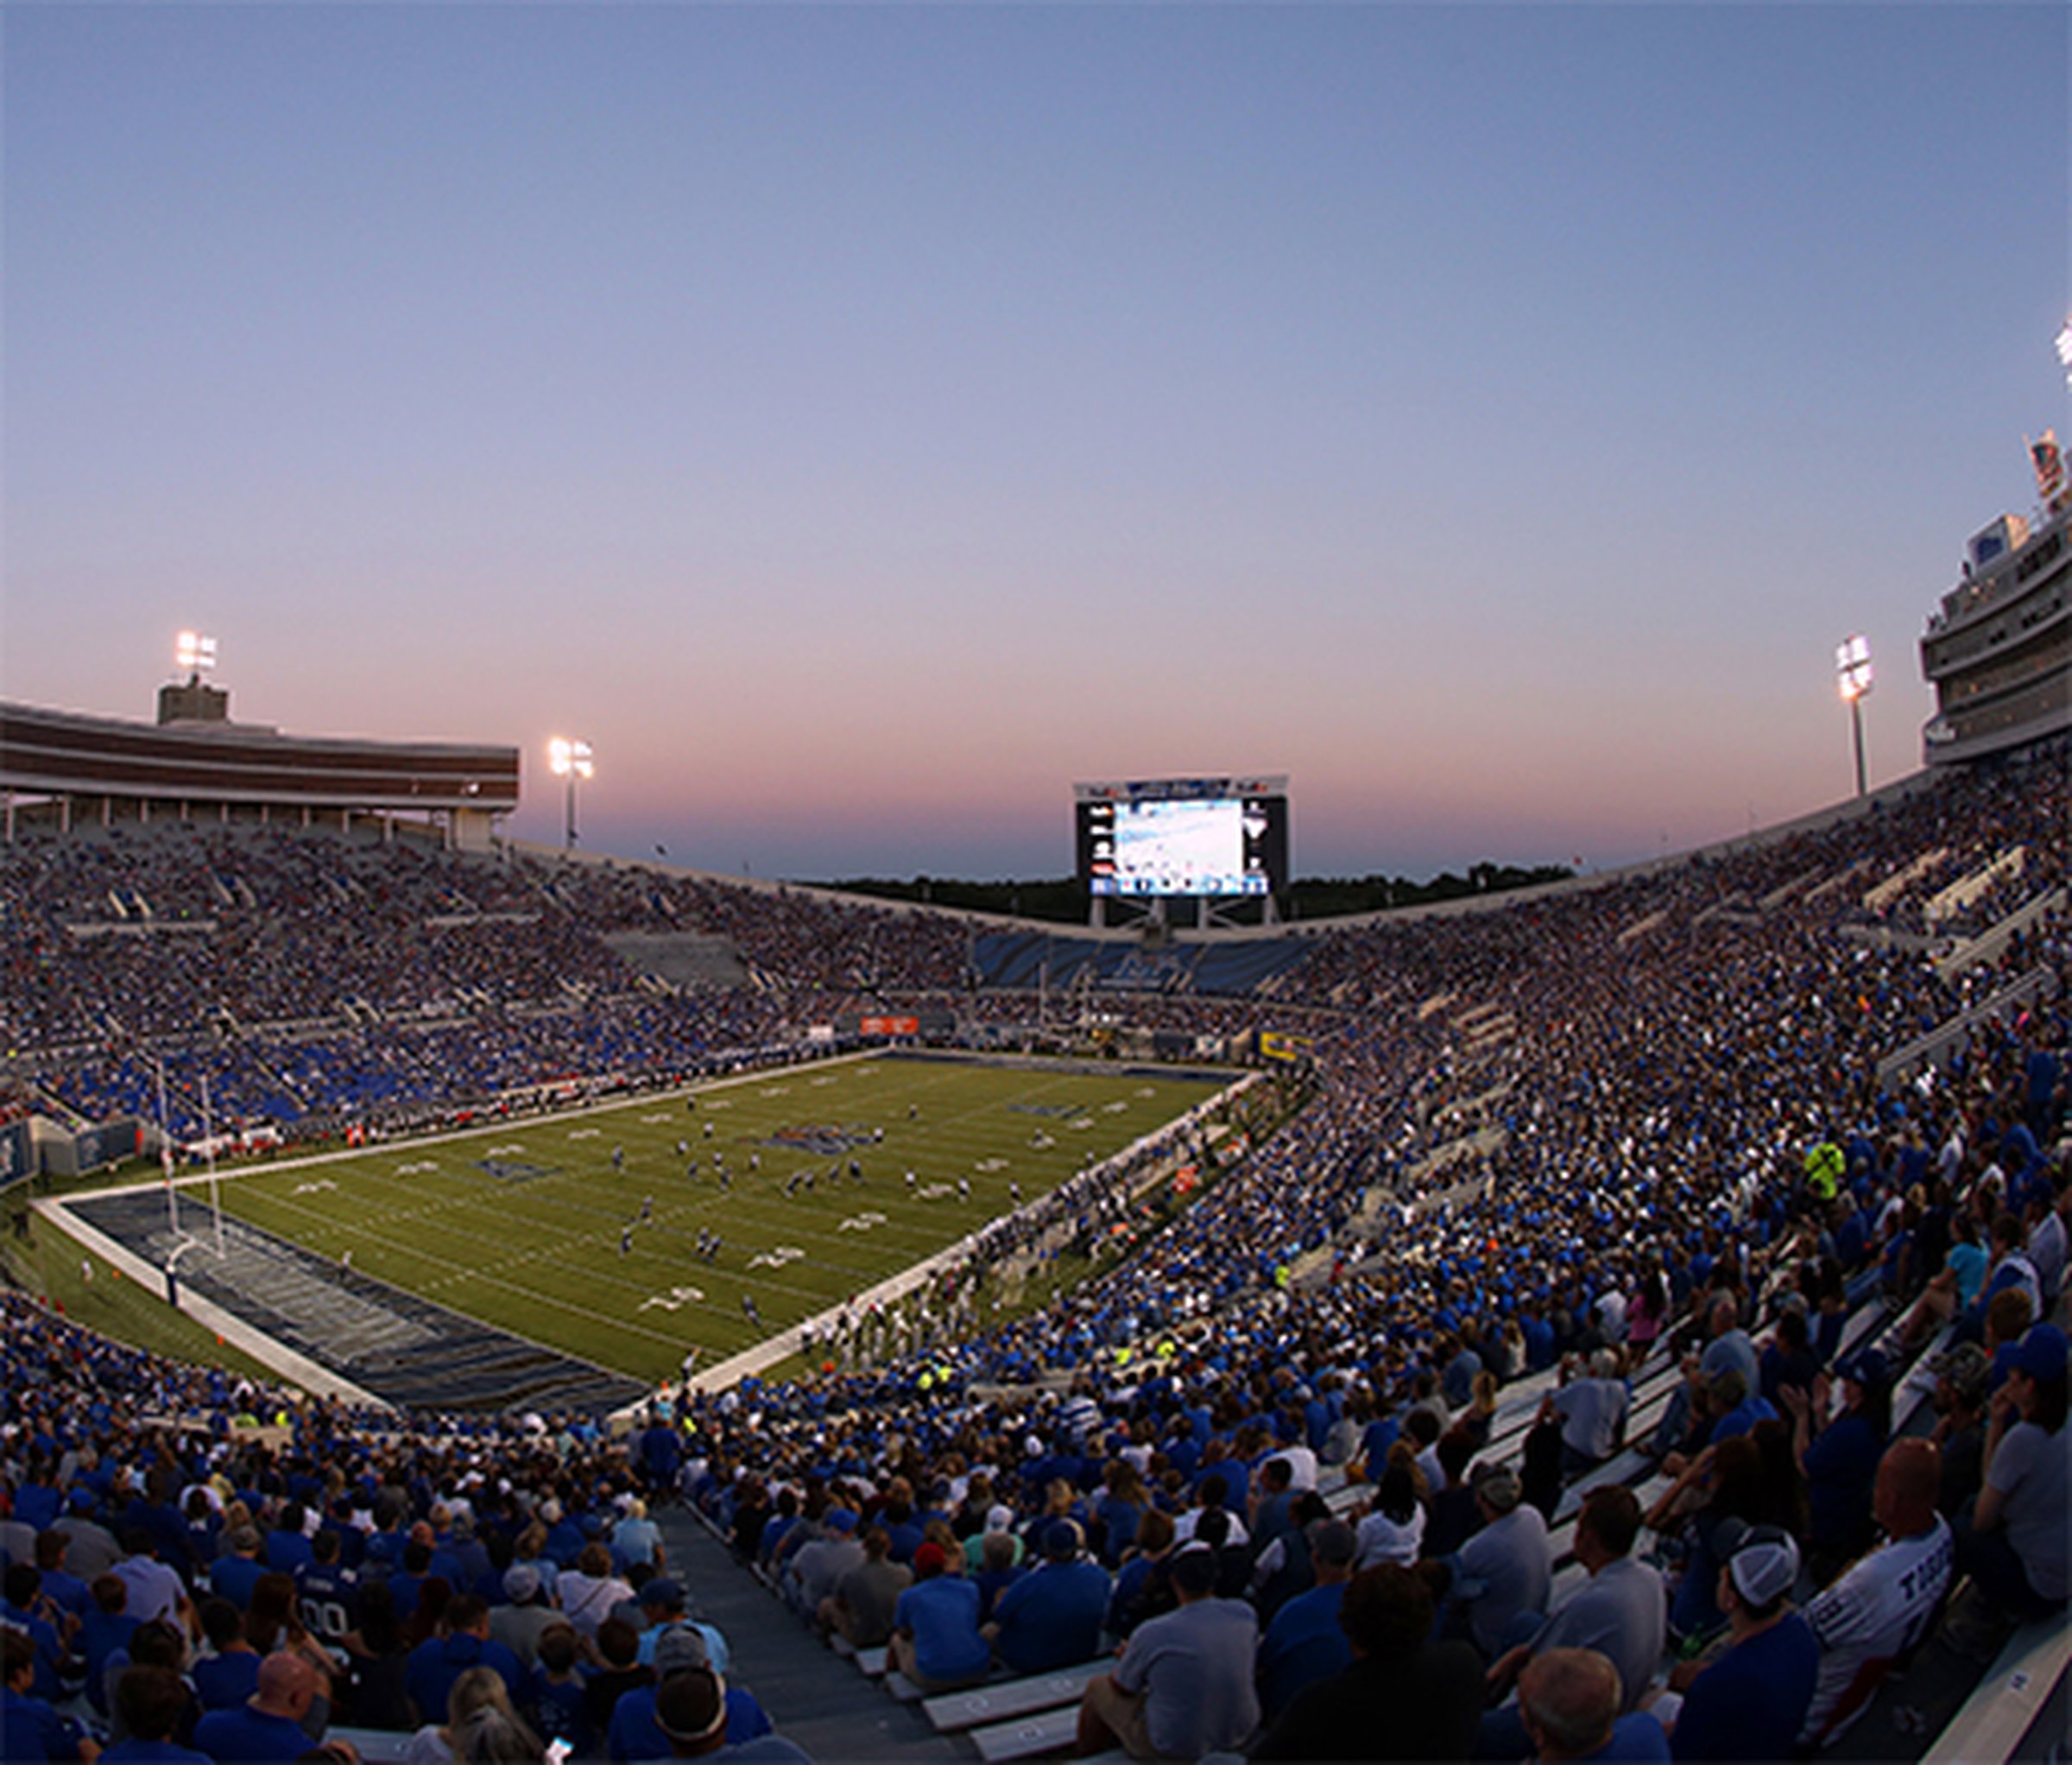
[26,1197,386,1407]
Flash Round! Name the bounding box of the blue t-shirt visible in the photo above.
[606,1683,768,1763]
[894,1575,991,1684]
[1804,1413,1883,1553]
[991,1561,1109,1674]
[1257,1580,1350,1719]
[190,1703,314,1763]
[191,1650,262,1712]
[1946,1243,1988,1307]
[1670,1613,1818,1762]
[5,1687,87,1765]
[1583,1712,1673,1761]
[405,1631,523,1724]
[100,1743,212,1765]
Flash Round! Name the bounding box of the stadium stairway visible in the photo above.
[652,1503,967,1760]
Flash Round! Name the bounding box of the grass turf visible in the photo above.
[155,1052,1230,1387]
[3,1218,282,1385]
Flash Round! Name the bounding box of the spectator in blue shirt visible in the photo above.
[1781,1350,1890,1580]
[1663,1522,1816,1762]
[3,1629,93,1765]
[103,1664,212,1765]
[989,1521,1109,1674]
[1255,1519,1355,1721]
[889,1543,989,1692]
[190,1652,324,1763]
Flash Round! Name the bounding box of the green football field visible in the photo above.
[197,1052,1233,1385]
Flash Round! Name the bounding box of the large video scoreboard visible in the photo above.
[1074,775,1290,899]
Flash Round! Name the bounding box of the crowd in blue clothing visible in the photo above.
[3,752,2069,1762]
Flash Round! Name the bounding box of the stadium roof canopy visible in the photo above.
[0,699,519,838]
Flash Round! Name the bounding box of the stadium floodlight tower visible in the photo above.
[1836,635,1873,799]
[547,737,594,851]
[174,629,218,680]
[2057,315,2072,389]
[161,631,231,727]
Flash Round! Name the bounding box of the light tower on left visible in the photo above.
[547,736,594,850]
[159,630,230,724]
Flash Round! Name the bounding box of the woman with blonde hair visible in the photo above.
[1462,1371,1500,1450]
[1096,1459,1148,1567]
[403,1664,542,1765]
[611,1496,663,1574]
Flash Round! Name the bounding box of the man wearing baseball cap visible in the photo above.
[782,1509,862,1623]
[646,1664,807,1762]
[1957,1320,2069,1622]
[1452,1462,1552,1659]
[1659,1521,1816,1761]
[635,1578,730,1674]
[607,1623,774,1762]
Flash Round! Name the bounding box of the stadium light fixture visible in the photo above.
[1835,636,1873,799]
[547,736,594,851]
[2057,316,2072,389]
[174,630,218,680]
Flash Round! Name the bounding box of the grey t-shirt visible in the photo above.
[1700,1328,1759,1392]
[1458,1504,1553,1655]
[834,1557,912,1648]
[1988,1420,2069,1601]
[1553,1379,1629,1461]
[1115,1596,1261,1758]
[1532,1556,1666,1711]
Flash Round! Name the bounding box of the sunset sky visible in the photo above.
[6,3,2064,881]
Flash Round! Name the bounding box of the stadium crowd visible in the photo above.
[2,752,2068,1762]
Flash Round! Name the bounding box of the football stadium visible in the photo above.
[6,10,2070,1763]
[3,473,2067,1764]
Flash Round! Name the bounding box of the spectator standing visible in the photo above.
[1782,1349,1891,1581]
[1254,1520,1356,1724]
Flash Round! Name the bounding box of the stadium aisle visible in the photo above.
[654,1505,968,1760]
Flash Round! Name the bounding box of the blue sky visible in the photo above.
[5,3,2065,879]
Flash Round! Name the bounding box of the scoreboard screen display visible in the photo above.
[1077,789,1288,898]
